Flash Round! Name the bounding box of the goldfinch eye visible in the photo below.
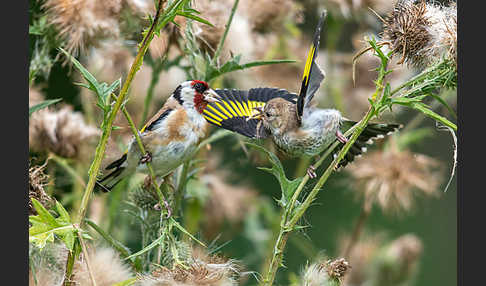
[193,82,208,93]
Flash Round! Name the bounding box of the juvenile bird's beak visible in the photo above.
[247,107,264,121]
[203,89,222,103]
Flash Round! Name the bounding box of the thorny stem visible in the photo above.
[76,0,166,226]
[116,95,168,214]
[76,225,97,286]
[212,0,239,65]
[262,41,390,286]
[69,2,166,283]
[49,153,86,187]
[63,250,75,286]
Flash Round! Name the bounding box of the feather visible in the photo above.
[203,88,297,138]
[296,10,327,121]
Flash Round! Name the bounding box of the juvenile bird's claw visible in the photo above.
[139,152,152,164]
[307,165,317,179]
[336,130,348,144]
[153,200,172,218]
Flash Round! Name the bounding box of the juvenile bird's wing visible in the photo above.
[296,11,327,122]
[203,88,297,139]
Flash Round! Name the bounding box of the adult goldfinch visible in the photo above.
[201,12,401,177]
[96,80,221,192]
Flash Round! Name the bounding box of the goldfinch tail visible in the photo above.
[335,121,402,169]
[95,154,128,192]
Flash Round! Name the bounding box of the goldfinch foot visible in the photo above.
[307,165,317,179]
[139,152,152,164]
[336,130,348,144]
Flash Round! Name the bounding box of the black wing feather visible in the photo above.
[203,88,297,139]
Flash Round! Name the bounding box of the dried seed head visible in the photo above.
[368,234,423,285]
[43,0,123,56]
[137,247,242,286]
[29,243,69,286]
[337,233,384,285]
[29,86,45,107]
[382,0,457,68]
[191,0,234,55]
[320,258,351,281]
[29,100,100,159]
[29,161,54,215]
[72,246,133,285]
[347,141,442,214]
[301,257,350,285]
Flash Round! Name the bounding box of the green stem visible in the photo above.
[63,250,75,286]
[211,0,239,64]
[76,0,166,226]
[118,98,168,211]
[49,154,86,187]
[173,162,190,217]
[262,41,390,285]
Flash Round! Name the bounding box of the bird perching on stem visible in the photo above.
[202,11,401,177]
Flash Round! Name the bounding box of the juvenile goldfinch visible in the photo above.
[96,80,221,192]
[201,11,401,177]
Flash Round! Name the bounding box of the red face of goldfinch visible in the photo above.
[95,80,221,192]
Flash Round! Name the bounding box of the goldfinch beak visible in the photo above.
[247,107,264,121]
[203,89,222,103]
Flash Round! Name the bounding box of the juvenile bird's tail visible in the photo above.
[95,153,128,192]
[335,121,402,169]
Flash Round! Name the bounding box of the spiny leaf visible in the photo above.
[177,11,214,27]
[170,217,206,247]
[124,234,165,260]
[59,48,101,96]
[246,142,303,207]
[29,198,77,251]
[29,99,62,116]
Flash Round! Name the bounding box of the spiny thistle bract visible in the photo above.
[382,0,457,68]
[29,161,53,215]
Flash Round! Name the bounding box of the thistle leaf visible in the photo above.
[29,99,62,117]
[246,142,303,207]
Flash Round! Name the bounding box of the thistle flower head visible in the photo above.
[346,142,442,214]
[191,0,234,55]
[29,100,100,159]
[137,247,243,286]
[301,257,350,286]
[72,246,133,285]
[382,0,457,68]
[29,243,68,286]
[43,0,123,56]
[338,233,383,285]
[367,234,423,286]
[29,161,54,215]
